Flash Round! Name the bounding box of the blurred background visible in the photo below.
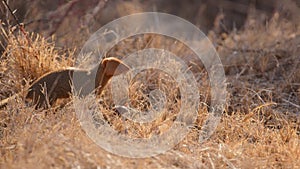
[1,0,299,49]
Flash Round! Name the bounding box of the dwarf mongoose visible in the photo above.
[0,57,130,108]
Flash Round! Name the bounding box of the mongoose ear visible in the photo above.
[102,57,130,76]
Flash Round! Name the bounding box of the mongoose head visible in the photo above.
[95,57,130,95]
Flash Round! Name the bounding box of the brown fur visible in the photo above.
[25,68,78,108]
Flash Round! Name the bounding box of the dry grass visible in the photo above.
[0,24,74,99]
[0,6,300,169]
[216,12,300,114]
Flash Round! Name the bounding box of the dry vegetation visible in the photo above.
[1,0,300,168]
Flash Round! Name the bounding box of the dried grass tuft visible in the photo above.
[0,24,74,98]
